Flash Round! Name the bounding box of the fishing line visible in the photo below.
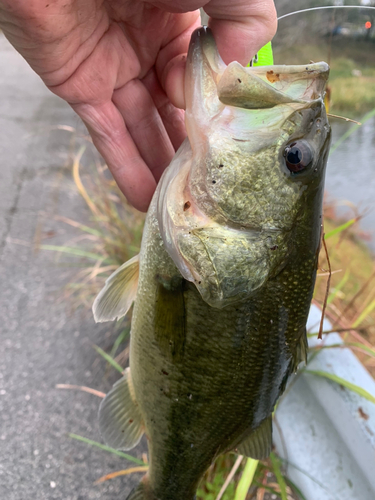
[278,5,375,21]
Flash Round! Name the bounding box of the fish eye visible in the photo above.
[284,140,313,173]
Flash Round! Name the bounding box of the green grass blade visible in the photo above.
[72,224,103,237]
[325,219,356,239]
[279,458,340,500]
[110,326,130,358]
[310,342,375,359]
[306,370,375,404]
[352,298,375,328]
[284,477,308,500]
[40,244,112,262]
[327,269,350,305]
[344,342,375,358]
[58,217,103,237]
[69,433,144,464]
[93,345,124,373]
[234,458,258,500]
[269,452,287,500]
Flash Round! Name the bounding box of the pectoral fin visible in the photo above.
[93,254,139,323]
[235,416,272,459]
[99,368,144,450]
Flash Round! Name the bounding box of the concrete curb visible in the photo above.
[274,304,375,500]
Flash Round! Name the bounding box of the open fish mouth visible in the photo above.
[190,26,329,109]
[217,61,330,108]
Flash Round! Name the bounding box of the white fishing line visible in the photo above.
[278,5,375,21]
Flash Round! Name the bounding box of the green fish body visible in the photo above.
[93,27,331,500]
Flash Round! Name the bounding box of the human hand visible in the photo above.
[0,0,277,211]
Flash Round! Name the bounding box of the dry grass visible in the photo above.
[314,204,375,376]
[51,149,145,309]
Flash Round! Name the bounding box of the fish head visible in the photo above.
[157,27,331,308]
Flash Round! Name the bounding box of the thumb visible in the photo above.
[163,1,277,110]
[205,0,277,66]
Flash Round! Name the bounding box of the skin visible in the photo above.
[0,0,277,211]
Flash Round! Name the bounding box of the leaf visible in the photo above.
[352,298,375,328]
[285,478,308,500]
[310,342,375,359]
[40,244,112,262]
[56,215,103,237]
[324,219,357,239]
[278,458,341,500]
[343,342,375,358]
[94,466,148,484]
[327,269,350,305]
[68,434,144,464]
[72,146,99,215]
[234,458,258,500]
[93,345,124,373]
[305,370,375,404]
[215,454,243,500]
[56,384,105,398]
[269,453,287,500]
[110,326,130,358]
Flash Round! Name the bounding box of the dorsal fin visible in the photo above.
[93,254,139,323]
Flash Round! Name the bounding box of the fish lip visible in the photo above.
[217,61,330,109]
[215,51,330,108]
[255,61,330,102]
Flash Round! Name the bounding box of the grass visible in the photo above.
[69,433,144,464]
[274,39,375,117]
[313,211,375,377]
[44,153,145,310]
[329,73,375,116]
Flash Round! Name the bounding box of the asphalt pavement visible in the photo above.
[0,33,143,500]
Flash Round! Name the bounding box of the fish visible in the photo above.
[92,26,331,500]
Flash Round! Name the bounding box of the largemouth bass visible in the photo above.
[93,27,330,500]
